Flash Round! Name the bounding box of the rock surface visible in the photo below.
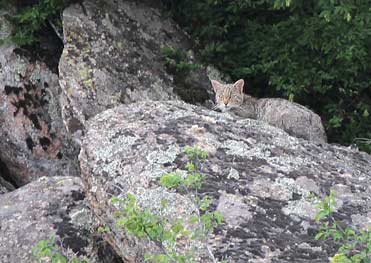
[0,46,79,186]
[80,100,371,263]
[59,0,211,135]
[0,177,92,262]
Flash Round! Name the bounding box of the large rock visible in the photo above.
[59,0,211,135]
[80,100,371,262]
[0,177,87,262]
[0,46,79,186]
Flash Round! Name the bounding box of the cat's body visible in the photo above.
[229,94,258,119]
[211,79,327,144]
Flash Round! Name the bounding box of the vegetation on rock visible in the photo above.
[0,0,67,46]
[315,191,371,262]
[33,238,89,263]
[111,145,224,263]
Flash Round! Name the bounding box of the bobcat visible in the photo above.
[211,79,327,144]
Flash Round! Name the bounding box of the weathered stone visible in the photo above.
[0,177,86,262]
[0,10,13,43]
[59,0,211,135]
[0,47,79,186]
[0,176,123,263]
[80,100,371,262]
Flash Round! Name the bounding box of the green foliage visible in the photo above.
[161,46,201,73]
[4,0,66,46]
[112,193,193,262]
[97,225,111,233]
[162,0,371,152]
[33,238,89,263]
[315,191,371,262]
[315,190,336,222]
[184,145,209,159]
[111,145,223,263]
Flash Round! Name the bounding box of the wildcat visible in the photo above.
[211,79,327,143]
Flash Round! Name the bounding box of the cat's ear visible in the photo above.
[211,79,222,93]
[233,79,244,94]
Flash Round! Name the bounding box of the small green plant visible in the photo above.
[33,238,89,263]
[97,225,111,233]
[315,191,371,263]
[161,46,201,73]
[111,145,223,263]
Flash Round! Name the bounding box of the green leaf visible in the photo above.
[160,172,183,188]
[315,232,325,240]
[185,161,195,172]
[110,196,120,203]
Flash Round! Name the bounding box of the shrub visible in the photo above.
[161,46,201,74]
[1,0,67,46]
[315,191,371,262]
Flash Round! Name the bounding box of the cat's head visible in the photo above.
[211,79,244,112]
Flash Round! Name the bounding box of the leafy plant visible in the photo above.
[2,0,66,46]
[111,145,223,263]
[97,225,111,233]
[315,191,371,262]
[161,46,201,73]
[33,238,89,263]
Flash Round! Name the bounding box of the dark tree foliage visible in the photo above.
[162,0,371,151]
[0,0,65,45]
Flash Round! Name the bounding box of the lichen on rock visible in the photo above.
[80,100,371,262]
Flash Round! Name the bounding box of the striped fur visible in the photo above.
[211,79,244,112]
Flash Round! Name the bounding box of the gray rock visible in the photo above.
[0,12,13,43]
[206,65,232,83]
[80,100,371,262]
[59,0,211,135]
[0,177,92,262]
[0,47,79,186]
[0,3,16,41]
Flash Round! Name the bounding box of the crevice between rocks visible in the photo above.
[12,19,64,75]
[0,158,18,190]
